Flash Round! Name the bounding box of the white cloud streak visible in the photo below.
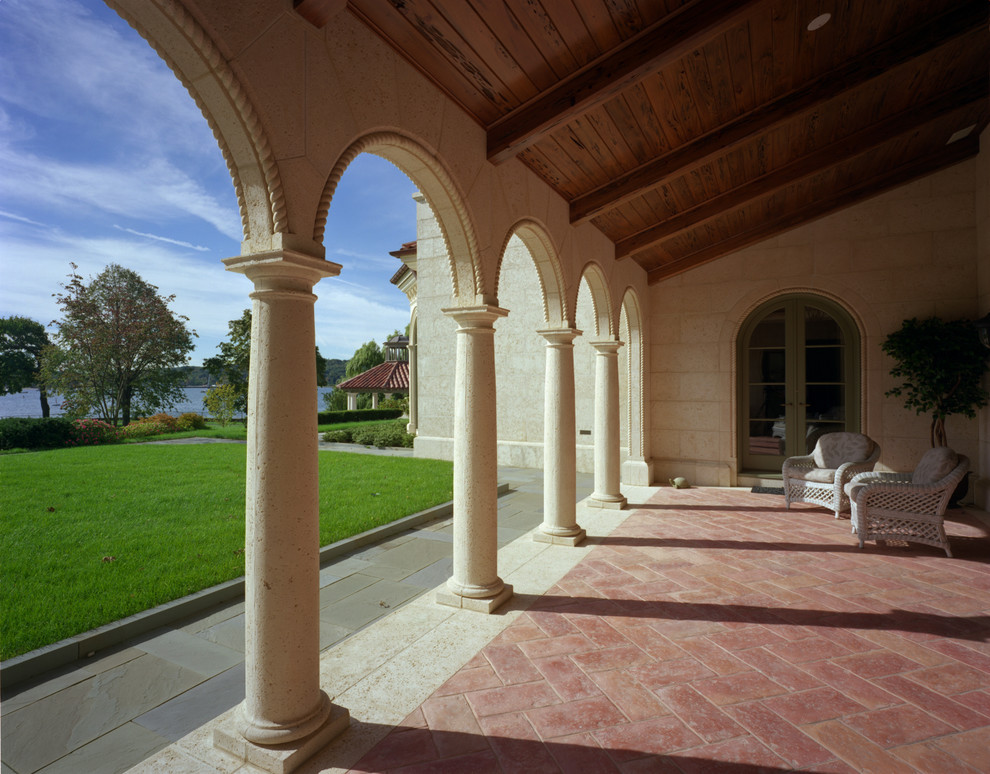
[113,225,210,252]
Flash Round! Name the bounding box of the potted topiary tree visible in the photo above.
[883,316,990,448]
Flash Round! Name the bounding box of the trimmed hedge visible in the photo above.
[0,417,76,450]
[318,408,403,424]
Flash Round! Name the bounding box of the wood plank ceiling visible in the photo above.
[299,0,990,283]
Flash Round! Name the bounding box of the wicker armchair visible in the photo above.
[783,432,880,518]
[845,448,968,558]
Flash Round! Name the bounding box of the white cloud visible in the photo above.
[113,225,210,252]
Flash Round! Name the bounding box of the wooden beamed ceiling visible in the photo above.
[311,0,990,283]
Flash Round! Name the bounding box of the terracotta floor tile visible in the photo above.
[674,637,750,676]
[693,670,787,706]
[761,686,865,725]
[533,655,602,702]
[725,701,834,769]
[618,626,686,661]
[801,661,900,709]
[857,629,951,667]
[528,610,581,638]
[466,681,560,718]
[768,636,852,664]
[832,650,924,679]
[910,661,990,695]
[931,726,990,770]
[890,741,984,774]
[956,689,990,717]
[351,727,437,772]
[875,674,989,730]
[802,720,916,774]
[476,712,560,774]
[566,615,636,650]
[434,664,502,696]
[482,643,544,685]
[400,706,428,728]
[733,646,821,691]
[491,621,548,644]
[390,749,500,774]
[525,695,627,740]
[928,640,990,675]
[420,694,488,759]
[843,703,955,747]
[570,645,654,673]
[517,633,598,660]
[592,715,703,761]
[545,732,620,773]
[656,735,787,773]
[801,759,860,773]
[655,684,744,743]
[628,658,715,690]
[587,670,668,722]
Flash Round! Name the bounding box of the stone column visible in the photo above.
[216,250,349,758]
[588,340,627,509]
[346,393,357,411]
[371,393,379,409]
[535,328,585,545]
[436,305,513,613]
[406,341,418,435]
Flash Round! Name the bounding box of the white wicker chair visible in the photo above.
[845,448,968,558]
[783,432,880,518]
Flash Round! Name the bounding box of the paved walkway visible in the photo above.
[0,451,588,774]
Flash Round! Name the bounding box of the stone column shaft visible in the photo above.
[436,305,513,613]
[535,328,585,545]
[407,341,418,435]
[346,393,357,411]
[589,340,627,509]
[220,251,346,748]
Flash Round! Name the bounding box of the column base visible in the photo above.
[436,583,514,613]
[586,494,627,510]
[534,528,586,546]
[214,702,350,774]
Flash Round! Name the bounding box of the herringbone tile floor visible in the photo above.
[348,488,990,773]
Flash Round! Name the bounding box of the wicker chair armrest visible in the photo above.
[782,455,816,473]
[848,471,910,486]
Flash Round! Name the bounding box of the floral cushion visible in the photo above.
[813,432,874,470]
[912,447,959,485]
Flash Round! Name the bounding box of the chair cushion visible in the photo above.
[912,447,958,485]
[789,467,836,484]
[813,432,874,470]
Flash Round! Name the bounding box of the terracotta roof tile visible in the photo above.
[336,360,409,392]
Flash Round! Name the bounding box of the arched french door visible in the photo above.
[739,295,861,474]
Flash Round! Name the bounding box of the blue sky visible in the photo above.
[0,0,417,364]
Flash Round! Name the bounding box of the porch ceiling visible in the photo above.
[299,0,989,283]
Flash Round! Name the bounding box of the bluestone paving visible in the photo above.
[1,462,570,774]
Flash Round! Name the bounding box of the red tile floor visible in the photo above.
[348,488,990,773]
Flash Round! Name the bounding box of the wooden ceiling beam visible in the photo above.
[616,77,988,259]
[645,137,980,284]
[572,1,987,225]
[485,0,764,164]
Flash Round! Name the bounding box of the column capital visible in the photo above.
[224,249,342,293]
[537,328,582,347]
[441,304,508,329]
[589,339,624,355]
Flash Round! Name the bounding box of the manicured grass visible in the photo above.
[0,444,452,660]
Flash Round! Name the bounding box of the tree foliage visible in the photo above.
[882,316,990,447]
[0,316,52,417]
[41,264,195,426]
[345,339,385,377]
[205,309,333,412]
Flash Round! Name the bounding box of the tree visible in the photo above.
[883,316,990,447]
[0,316,52,417]
[41,264,195,426]
[203,383,239,426]
[205,309,332,412]
[345,339,384,377]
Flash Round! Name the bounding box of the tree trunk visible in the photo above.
[931,415,948,447]
[39,387,50,418]
[122,385,132,426]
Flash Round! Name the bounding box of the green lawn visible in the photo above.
[0,444,452,660]
[116,419,402,444]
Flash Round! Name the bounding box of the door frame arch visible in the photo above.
[736,292,862,473]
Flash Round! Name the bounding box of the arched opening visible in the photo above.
[738,294,862,474]
[619,288,649,483]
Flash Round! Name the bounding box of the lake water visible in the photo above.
[0,387,336,420]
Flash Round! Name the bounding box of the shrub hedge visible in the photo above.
[318,408,403,424]
[0,417,76,450]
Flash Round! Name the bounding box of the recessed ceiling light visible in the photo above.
[807,13,831,31]
[947,124,977,145]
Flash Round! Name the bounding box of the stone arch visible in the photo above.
[106,0,284,244]
[619,287,648,462]
[494,220,568,328]
[577,262,614,339]
[317,132,481,304]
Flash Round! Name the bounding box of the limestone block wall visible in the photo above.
[977,129,990,510]
[649,159,981,486]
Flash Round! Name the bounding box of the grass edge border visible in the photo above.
[1,483,509,690]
